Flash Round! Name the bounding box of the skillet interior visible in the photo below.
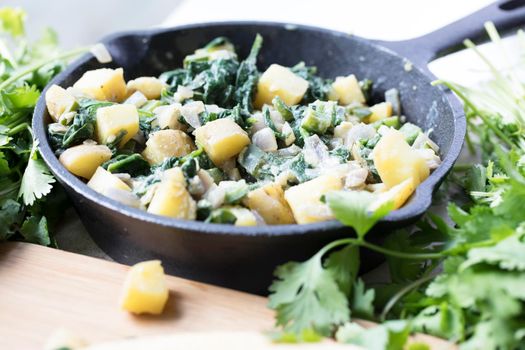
[34,22,464,293]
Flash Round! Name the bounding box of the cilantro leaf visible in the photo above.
[268,250,350,336]
[351,279,375,319]
[0,199,22,240]
[325,244,360,296]
[336,320,410,350]
[461,229,525,271]
[412,303,465,342]
[18,143,55,205]
[20,214,50,245]
[325,191,393,238]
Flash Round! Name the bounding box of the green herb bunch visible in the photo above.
[268,23,525,350]
[0,8,87,245]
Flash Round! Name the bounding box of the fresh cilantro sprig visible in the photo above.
[0,7,89,244]
[268,22,525,350]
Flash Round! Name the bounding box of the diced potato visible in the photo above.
[45,85,78,122]
[127,77,166,100]
[244,183,295,225]
[96,104,139,147]
[194,118,250,165]
[369,177,416,211]
[284,175,343,224]
[155,104,185,130]
[372,130,429,188]
[147,168,197,219]
[73,68,127,102]
[119,260,169,315]
[254,64,309,108]
[88,167,131,193]
[228,207,257,226]
[87,167,142,208]
[328,74,366,105]
[142,130,195,165]
[367,102,393,123]
[59,144,112,179]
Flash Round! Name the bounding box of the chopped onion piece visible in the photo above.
[181,101,204,128]
[252,127,278,152]
[124,91,148,107]
[90,43,112,63]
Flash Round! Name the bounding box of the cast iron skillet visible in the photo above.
[34,1,525,294]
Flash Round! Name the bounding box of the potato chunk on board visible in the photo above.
[119,260,169,315]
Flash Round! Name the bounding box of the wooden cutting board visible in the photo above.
[0,242,454,349]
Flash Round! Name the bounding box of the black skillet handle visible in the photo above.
[376,0,525,72]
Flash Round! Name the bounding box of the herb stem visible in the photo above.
[0,46,90,90]
[359,241,444,260]
[380,273,436,321]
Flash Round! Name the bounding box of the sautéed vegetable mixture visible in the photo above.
[46,35,441,226]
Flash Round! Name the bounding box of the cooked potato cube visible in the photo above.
[369,177,416,211]
[147,168,197,219]
[228,207,257,226]
[126,77,166,100]
[328,74,366,105]
[73,68,127,102]
[194,118,250,165]
[45,85,78,122]
[284,175,343,224]
[254,64,309,108]
[96,104,139,147]
[59,144,112,179]
[367,102,393,123]
[155,104,185,130]
[142,129,195,165]
[88,167,131,193]
[244,183,295,225]
[119,260,169,315]
[372,130,429,188]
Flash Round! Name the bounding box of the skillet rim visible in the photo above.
[33,20,466,237]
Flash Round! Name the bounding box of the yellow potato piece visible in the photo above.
[87,167,131,194]
[96,104,139,147]
[328,74,365,105]
[194,118,250,165]
[254,64,309,108]
[369,177,416,211]
[45,85,77,122]
[142,129,195,165]
[284,175,343,224]
[127,77,166,99]
[227,207,257,226]
[147,168,196,219]
[59,144,112,179]
[244,183,295,225]
[372,130,429,188]
[73,68,127,102]
[119,260,169,315]
[367,102,393,123]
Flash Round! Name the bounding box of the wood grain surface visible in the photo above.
[0,242,455,349]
